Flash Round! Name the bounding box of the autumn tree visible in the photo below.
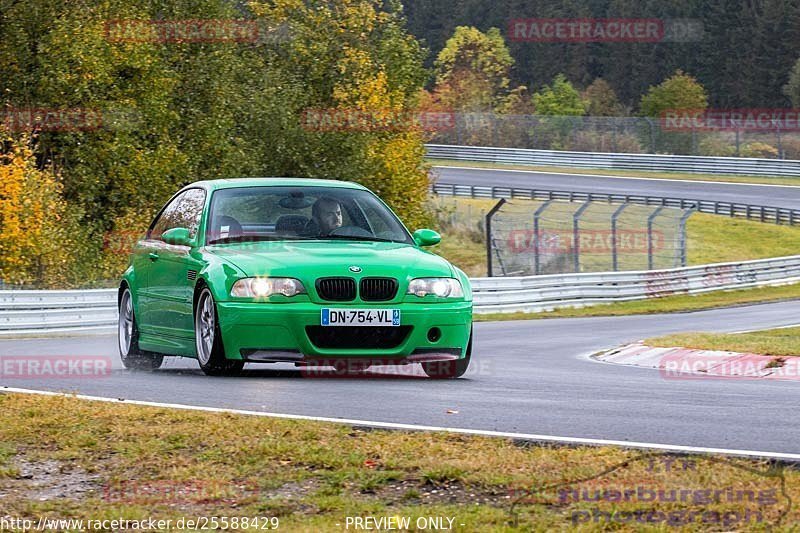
[639,70,708,154]
[783,56,800,107]
[583,78,625,117]
[248,0,431,228]
[532,74,586,116]
[431,26,514,111]
[639,70,709,117]
[0,0,436,287]
[0,134,85,286]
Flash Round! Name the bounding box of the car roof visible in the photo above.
[185,177,368,192]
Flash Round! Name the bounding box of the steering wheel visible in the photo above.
[328,226,373,238]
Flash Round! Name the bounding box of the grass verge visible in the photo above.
[686,213,800,265]
[429,159,800,187]
[1,393,799,531]
[474,282,800,321]
[644,326,800,357]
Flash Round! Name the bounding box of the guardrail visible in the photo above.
[430,183,800,225]
[470,255,800,313]
[425,144,800,177]
[0,289,118,336]
[2,255,800,334]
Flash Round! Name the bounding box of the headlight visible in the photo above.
[231,277,306,298]
[407,278,464,298]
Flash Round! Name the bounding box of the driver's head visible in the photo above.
[312,196,342,234]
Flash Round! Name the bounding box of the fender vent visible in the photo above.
[187,270,197,281]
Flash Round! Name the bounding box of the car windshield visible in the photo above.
[205,185,414,245]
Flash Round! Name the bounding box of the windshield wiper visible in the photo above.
[207,235,273,245]
[207,235,319,245]
[319,235,399,243]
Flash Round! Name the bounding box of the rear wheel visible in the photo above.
[422,327,472,379]
[118,288,163,371]
[195,288,244,376]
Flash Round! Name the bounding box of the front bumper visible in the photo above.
[215,301,472,362]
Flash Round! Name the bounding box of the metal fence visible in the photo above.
[485,199,693,276]
[428,114,800,159]
[430,183,800,226]
[2,254,800,333]
[426,144,800,177]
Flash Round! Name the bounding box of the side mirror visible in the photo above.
[162,227,193,247]
[413,229,441,247]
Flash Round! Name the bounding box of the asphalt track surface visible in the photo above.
[3,300,800,455]
[3,167,800,457]
[432,166,800,209]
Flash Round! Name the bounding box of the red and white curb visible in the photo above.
[595,343,800,381]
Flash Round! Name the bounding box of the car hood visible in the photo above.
[205,240,455,280]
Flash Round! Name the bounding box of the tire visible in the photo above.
[195,288,244,376]
[422,327,472,379]
[118,288,164,371]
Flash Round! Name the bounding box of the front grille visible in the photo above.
[316,277,356,301]
[306,326,412,349]
[359,277,398,301]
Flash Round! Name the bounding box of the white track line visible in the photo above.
[730,323,800,334]
[3,386,800,461]
[432,165,800,189]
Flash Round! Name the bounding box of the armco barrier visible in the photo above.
[1,255,799,334]
[469,255,800,313]
[0,289,118,337]
[426,144,800,177]
[430,183,800,225]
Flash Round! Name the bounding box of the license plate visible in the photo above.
[321,308,400,326]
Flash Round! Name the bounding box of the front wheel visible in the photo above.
[118,288,163,371]
[195,288,244,376]
[422,327,472,379]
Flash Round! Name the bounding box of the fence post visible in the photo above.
[485,198,506,277]
[678,206,696,267]
[647,206,665,270]
[611,203,629,271]
[533,200,553,275]
[735,129,741,157]
[646,117,656,153]
[573,201,592,273]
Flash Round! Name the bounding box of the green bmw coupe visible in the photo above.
[118,178,473,378]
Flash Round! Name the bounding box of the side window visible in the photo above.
[149,189,206,241]
[173,189,205,238]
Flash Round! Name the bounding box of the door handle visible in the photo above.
[148,252,159,262]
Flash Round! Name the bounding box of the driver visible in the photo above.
[306,196,343,236]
